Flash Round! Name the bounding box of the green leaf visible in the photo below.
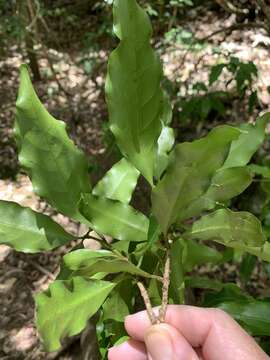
[222,113,270,169]
[103,291,129,322]
[0,200,75,253]
[80,194,149,241]
[152,126,240,233]
[209,64,225,85]
[203,285,270,336]
[185,276,224,291]
[248,164,270,178]
[102,279,132,322]
[63,249,155,279]
[155,125,175,179]
[15,65,91,220]
[36,277,115,351]
[188,209,270,260]
[181,166,252,220]
[239,254,257,282]
[105,0,164,184]
[160,92,173,125]
[181,238,222,272]
[248,90,258,114]
[93,158,139,203]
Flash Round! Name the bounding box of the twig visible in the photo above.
[137,251,171,326]
[158,252,171,323]
[137,281,157,325]
[215,0,248,15]
[256,0,270,33]
[27,259,55,280]
[45,53,73,97]
[26,0,40,32]
[200,22,267,42]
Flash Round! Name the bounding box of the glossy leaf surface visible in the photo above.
[93,158,139,203]
[15,65,91,220]
[105,0,164,183]
[63,249,154,278]
[155,125,175,179]
[36,277,115,351]
[152,126,240,233]
[80,194,149,241]
[222,113,270,169]
[0,200,75,253]
[188,209,270,260]
[182,166,252,220]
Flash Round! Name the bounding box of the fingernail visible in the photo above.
[145,327,173,360]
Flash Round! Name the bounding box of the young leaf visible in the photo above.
[187,209,270,260]
[0,200,75,253]
[105,0,164,184]
[15,65,91,220]
[222,113,270,169]
[155,125,175,179]
[93,158,139,203]
[36,277,115,351]
[181,166,252,220]
[80,194,149,242]
[152,126,240,233]
[63,249,156,279]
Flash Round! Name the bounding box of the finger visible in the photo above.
[145,323,199,360]
[108,339,147,360]
[125,305,268,360]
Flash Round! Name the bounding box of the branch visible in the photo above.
[158,252,171,323]
[215,0,248,14]
[256,0,270,30]
[200,21,268,42]
[137,282,157,325]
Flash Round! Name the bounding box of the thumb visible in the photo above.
[144,323,199,360]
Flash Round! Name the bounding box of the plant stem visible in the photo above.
[137,281,157,325]
[158,251,171,323]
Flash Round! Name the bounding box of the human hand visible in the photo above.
[108,305,269,360]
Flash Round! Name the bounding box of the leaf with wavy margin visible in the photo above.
[15,65,91,221]
[0,200,75,253]
[105,0,164,184]
[80,193,149,241]
[152,126,240,233]
[187,209,270,261]
[36,277,115,351]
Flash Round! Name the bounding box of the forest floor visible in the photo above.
[1,7,270,359]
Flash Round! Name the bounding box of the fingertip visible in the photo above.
[145,323,199,360]
[125,311,152,339]
[108,339,147,360]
